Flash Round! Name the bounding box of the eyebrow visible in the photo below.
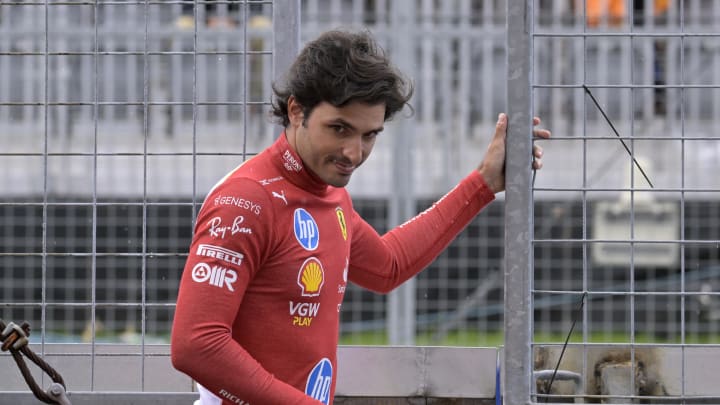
[331,118,384,135]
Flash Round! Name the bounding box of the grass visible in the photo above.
[339,330,720,346]
[40,329,720,346]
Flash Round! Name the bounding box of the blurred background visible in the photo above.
[1,0,719,349]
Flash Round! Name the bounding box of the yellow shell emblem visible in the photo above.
[336,207,347,240]
[298,257,324,296]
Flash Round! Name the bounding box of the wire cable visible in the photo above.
[0,320,68,404]
[543,292,586,402]
[582,85,654,188]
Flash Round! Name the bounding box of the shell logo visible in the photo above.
[298,257,325,297]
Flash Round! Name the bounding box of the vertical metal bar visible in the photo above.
[596,38,606,124]
[41,0,49,364]
[687,1,699,122]
[141,0,149,390]
[420,0,432,124]
[329,0,341,24]
[217,28,228,123]
[241,0,248,158]
[171,6,183,138]
[127,4,137,125]
[629,0,638,397]
[550,7,561,129]
[197,21,207,129]
[387,1,415,346]
[679,0,687,400]
[192,0,199,223]
[81,8,92,124]
[57,5,68,141]
[305,0,318,37]
[573,35,584,140]
[272,0,300,136]
[103,6,115,122]
[22,5,32,130]
[716,2,720,134]
[271,0,301,82]
[457,0,471,167]
[376,0,387,27]
[504,1,534,404]
[715,0,720,138]
[438,0,452,184]
[351,0,363,25]
[481,2,493,125]
[581,0,590,392]
[0,7,8,125]
[91,0,99,390]
[619,34,630,125]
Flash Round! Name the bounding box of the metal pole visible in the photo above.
[272,0,301,90]
[387,2,416,346]
[504,1,534,404]
[272,0,301,136]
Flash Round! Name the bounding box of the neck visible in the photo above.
[284,124,302,160]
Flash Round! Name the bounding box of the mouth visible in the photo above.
[333,160,355,176]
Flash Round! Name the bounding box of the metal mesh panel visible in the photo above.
[523,0,720,403]
[3,0,720,401]
[1,0,278,394]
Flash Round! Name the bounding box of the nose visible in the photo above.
[342,135,364,166]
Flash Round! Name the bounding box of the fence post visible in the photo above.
[504,1,534,404]
[272,0,301,136]
[387,1,417,346]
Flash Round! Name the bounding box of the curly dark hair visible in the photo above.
[271,30,413,127]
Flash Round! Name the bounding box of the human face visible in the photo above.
[287,98,385,187]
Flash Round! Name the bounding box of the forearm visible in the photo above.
[171,306,321,404]
[349,170,495,292]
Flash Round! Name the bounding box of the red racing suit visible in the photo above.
[171,133,495,405]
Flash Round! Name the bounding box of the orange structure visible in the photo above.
[585,0,671,27]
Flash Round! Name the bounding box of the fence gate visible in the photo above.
[505,0,720,404]
[3,0,720,404]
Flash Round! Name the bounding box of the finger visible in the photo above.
[532,128,551,139]
[533,116,541,126]
[496,113,508,134]
[532,159,543,170]
[533,144,543,159]
[490,113,508,148]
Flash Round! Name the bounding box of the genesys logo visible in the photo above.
[213,196,262,215]
[297,257,324,297]
[305,358,333,404]
[207,216,252,238]
[196,244,244,267]
[191,262,237,292]
[293,208,319,251]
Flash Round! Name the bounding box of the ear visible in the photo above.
[287,96,305,127]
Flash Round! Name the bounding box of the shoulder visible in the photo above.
[202,177,273,217]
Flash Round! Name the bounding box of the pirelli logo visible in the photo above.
[196,244,244,267]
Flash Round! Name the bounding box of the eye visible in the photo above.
[330,124,346,134]
[363,131,380,140]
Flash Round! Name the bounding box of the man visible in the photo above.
[171,30,550,405]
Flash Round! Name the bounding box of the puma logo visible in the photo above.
[272,190,288,205]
